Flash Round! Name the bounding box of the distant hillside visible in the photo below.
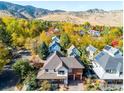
[39,10,123,26]
[0,1,123,26]
[0,1,65,18]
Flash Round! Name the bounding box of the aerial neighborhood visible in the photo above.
[0,1,123,91]
[0,20,123,91]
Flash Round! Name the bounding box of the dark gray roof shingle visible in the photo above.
[43,51,84,70]
[37,72,66,79]
[60,57,84,69]
[94,51,123,71]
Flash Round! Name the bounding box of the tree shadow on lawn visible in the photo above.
[0,69,20,91]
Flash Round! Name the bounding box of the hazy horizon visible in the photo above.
[0,1,123,11]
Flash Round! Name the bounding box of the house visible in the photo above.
[86,45,97,60]
[54,28,59,32]
[92,45,123,84]
[88,30,100,37]
[52,36,60,43]
[49,41,61,53]
[78,30,85,36]
[46,27,54,36]
[67,45,81,57]
[46,27,60,36]
[37,51,84,85]
[103,45,122,57]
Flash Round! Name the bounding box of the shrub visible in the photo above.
[12,59,33,79]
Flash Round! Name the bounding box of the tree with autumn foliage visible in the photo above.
[60,33,70,48]
[40,31,51,45]
[0,42,11,72]
[83,21,91,29]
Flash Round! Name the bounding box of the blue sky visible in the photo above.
[6,1,123,11]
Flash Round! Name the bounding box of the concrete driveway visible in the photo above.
[68,80,84,91]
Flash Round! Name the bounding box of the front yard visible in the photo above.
[83,78,123,91]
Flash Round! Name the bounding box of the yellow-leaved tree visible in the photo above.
[40,31,51,45]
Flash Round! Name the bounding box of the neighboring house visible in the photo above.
[37,51,84,85]
[73,30,85,36]
[88,30,100,37]
[73,31,78,35]
[46,27,60,36]
[78,30,85,36]
[92,45,123,84]
[67,45,81,57]
[86,45,97,60]
[46,27,55,36]
[49,41,61,53]
[52,36,60,43]
[54,28,59,33]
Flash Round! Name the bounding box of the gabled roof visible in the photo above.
[43,51,63,70]
[60,57,84,69]
[54,28,59,32]
[89,30,100,33]
[49,41,60,48]
[88,30,100,36]
[43,51,84,70]
[94,49,123,71]
[93,46,123,79]
[79,30,84,34]
[103,45,122,57]
[86,45,97,53]
[68,45,75,51]
[67,45,81,56]
[52,36,60,43]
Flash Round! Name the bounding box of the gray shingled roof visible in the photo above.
[43,51,84,70]
[67,45,75,55]
[86,45,97,53]
[94,51,123,71]
[60,57,84,69]
[43,52,63,70]
[37,71,66,79]
[49,41,60,48]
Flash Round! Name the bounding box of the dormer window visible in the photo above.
[45,69,49,72]
[120,72,123,75]
[106,69,116,74]
[54,69,56,72]
[114,50,120,55]
[58,71,65,75]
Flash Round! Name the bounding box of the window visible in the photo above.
[120,72,123,75]
[45,69,49,72]
[106,69,116,73]
[54,69,56,72]
[114,50,119,55]
[58,71,65,75]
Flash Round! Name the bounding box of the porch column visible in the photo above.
[80,73,82,80]
[73,74,75,80]
[64,78,68,85]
